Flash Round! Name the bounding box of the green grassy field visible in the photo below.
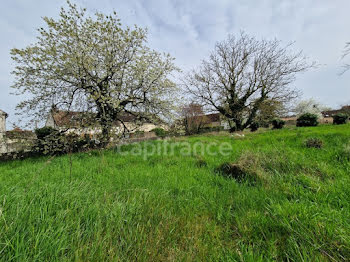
[0,125,350,261]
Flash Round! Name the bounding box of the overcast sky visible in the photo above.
[0,0,349,127]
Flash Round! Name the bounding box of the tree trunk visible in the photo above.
[99,115,113,148]
[235,123,245,131]
[243,99,264,129]
[101,125,110,146]
[229,119,244,132]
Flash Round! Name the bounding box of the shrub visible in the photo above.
[250,122,259,132]
[66,134,98,152]
[296,113,318,127]
[33,130,67,155]
[199,127,211,133]
[305,138,323,149]
[212,126,225,132]
[207,126,224,132]
[258,120,270,128]
[151,128,167,138]
[333,113,348,125]
[271,118,285,129]
[33,131,98,156]
[34,126,58,139]
[167,128,183,137]
[133,130,145,138]
[198,126,224,134]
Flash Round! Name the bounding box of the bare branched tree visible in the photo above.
[11,1,178,145]
[342,42,350,73]
[184,32,314,131]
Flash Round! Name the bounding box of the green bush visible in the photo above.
[296,113,318,127]
[271,118,285,129]
[333,113,348,125]
[33,129,67,155]
[199,126,224,134]
[250,122,259,132]
[258,120,270,128]
[34,126,58,139]
[151,128,167,138]
[66,134,98,152]
[132,130,145,138]
[33,131,98,156]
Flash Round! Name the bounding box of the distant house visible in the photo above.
[0,110,36,155]
[45,108,167,138]
[280,106,350,125]
[203,113,230,130]
[319,106,350,124]
[0,110,8,154]
[204,113,221,126]
[186,113,230,130]
[0,110,8,137]
[281,115,334,125]
[322,106,350,118]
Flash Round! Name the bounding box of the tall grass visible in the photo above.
[0,124,350,261]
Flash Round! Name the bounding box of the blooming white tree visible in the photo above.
[294,99,330,118]
[11,1,178,144]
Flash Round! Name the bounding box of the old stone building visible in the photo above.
[0,110,8,154]
[45,108,168,138]
[0,110,7,133]
[0,110,36,155]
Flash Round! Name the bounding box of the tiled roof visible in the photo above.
[322,106,350,117]
[188,113,221,123]
[51,110,156,128]
[6,129,36,139]
[52,110,96,128]
[205,113,221,122]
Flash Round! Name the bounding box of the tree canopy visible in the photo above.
[184,32,313,131]
[294,99,330,118]
[11,1,178,143]
[342,42,350,73]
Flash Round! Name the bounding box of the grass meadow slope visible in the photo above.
[0,125,350,261]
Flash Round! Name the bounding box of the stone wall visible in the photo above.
[0,134,6,154]
[0,114,6,134]
[0,130,36,156]
[0,111,6,154]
